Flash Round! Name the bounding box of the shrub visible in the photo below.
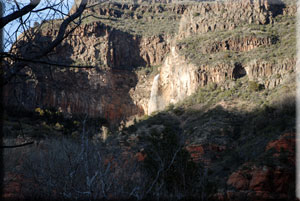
[35,107,44,116]
[248,81,264,92]
[173,107,185,116]
[207,82,217,91]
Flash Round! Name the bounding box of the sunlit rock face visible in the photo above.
[177,0,296,39]
[159,46,200,106]
[156,43,295,109]
[142,0,296,111]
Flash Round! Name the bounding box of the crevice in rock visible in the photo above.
[232,63,246,79]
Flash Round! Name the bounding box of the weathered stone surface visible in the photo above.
[3,67,143,125]
[245,59,296,88]
[186,143,226,165]
[200,36,276,54]
[5,21,170,124]
[4,0,296,125]
[178,0,273,39]
[154,45,295,112]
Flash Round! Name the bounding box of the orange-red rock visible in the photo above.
[249,168,271,191]
[227,171,249,190]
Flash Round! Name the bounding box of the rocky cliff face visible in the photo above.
[138,29,295,114]
[155,47,295,108]
[142,0,296,111]
[177,0,296,38]
[39,22,170,69]
[4,0,296,124]
[4,20,171,124]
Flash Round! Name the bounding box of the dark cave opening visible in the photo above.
[232,63,246,79]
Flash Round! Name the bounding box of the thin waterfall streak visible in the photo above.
[148,74,160,115]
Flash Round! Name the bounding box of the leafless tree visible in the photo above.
[0,0,94,87]
[10,116,140,200]
[3,117,214,200]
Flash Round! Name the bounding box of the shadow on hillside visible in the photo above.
[122,94,296,193]
[2,90,296,201]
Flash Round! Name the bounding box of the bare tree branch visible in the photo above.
[0,0,41,29]
[1,141,34,148]
[2,0,89,86]
[38,0,87,57]
[1,52,94,68]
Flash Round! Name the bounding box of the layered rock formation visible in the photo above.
[144,0,296,111]
[4,0,296,124]
[4,20,171,124]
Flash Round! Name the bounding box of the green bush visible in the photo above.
[207,83,217,91]
[248,81,264,92]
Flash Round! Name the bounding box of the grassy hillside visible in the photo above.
[177,14,296,66]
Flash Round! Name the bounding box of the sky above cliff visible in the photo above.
[2,0,75,51]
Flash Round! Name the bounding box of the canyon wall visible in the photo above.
[176,0,297,39]
[4,19,171,124]
[4,0,296,123]
[142,0,296,111]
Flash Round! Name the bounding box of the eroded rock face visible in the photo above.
[197,35,276,54]
[4,21,170,124]
[38,22,170,69]
[150,44,295,111]
[178,0,271,39]
[3,67,143,125]
[177,0,297,39]
[245,59,296,88]
[4,0,296,125]
[159,46,200,105]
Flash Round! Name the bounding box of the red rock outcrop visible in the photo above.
[186,143,227,166]
[224,132,295,201]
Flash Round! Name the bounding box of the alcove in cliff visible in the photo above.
[232,63,246,79]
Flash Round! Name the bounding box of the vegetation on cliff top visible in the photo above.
[177,14,296,66]
[81,2,183,36]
